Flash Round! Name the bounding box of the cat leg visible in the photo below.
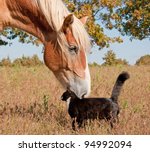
[72,118,76,130]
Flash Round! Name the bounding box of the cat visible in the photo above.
[61,71,130,130]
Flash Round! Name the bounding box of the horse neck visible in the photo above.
[0,0,53,43]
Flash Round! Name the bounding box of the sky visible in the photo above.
[0,29,150,65]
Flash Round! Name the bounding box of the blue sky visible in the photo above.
[0,29,149,65]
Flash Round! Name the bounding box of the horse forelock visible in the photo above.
[71,17,91,54]
[35,0,91,54]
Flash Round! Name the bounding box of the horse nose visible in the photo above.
[81,93,87,98]
[82,90,90,98]
[74,89,90,99]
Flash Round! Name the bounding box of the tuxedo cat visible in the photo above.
[61,72,130,130]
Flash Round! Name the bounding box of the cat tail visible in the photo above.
[111,71,130,103]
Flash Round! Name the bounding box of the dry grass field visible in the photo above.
[0,65,150,134]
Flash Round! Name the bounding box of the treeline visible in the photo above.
[90,51,150,66]
[0,53,150,67]
[0,55,43,67]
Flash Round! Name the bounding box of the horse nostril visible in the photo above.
[82,93,86,98]
[82,91,88,98]
[82,95,85,98]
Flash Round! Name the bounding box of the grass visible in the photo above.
[0,65,150,134]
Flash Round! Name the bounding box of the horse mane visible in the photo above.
[35,0,91,53]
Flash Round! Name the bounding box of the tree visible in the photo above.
[116,0,149,40]
[102,50,128,65]
[12,55,43,67]
[0,0,149,48]
[136,55,150,65]
[0,57,11,67]
[0,28,40,46]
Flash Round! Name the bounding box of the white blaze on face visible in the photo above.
[54,57,91,99]
[67,56,91,99]
[69,64,91,98]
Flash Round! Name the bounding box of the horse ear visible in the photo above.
[80,16,88,25]
[62,14,74,33]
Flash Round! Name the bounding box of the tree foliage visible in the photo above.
[0,28,40,46]
[102,50,128,65]
[64,0,123,49]
[115,0,150,40]
[0,57,11,67]
[0,0,149,47]
[0,55,43,67]
[136,54,150,65]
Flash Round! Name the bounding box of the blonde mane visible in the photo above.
[35,0,91,53]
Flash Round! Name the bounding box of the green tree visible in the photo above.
[30,55,43,66]
[0,0,149,48]
[136,55,150,65]
[64,0,149,46]
[102,50,128,65]
[12,55,43,67]
[0,57,11,67]
[0,28,40,46]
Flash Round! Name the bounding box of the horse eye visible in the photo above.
[69,45,79,54]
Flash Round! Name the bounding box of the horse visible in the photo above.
[0,0,91,98]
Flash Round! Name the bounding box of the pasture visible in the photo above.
[0,65,150,134]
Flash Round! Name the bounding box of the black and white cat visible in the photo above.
[61,72,130,130]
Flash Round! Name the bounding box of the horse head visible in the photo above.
[0,0,91,99]
[44,14,91,99]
